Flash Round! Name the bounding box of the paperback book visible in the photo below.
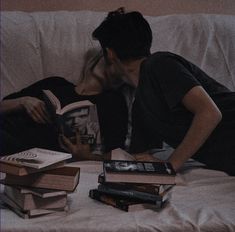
[43,90,103,154]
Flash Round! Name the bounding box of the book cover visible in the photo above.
[0,148,71,169]
[89,189,166,212]
[43,90,103,154]
[1,166,80,191]
[4,185,67,210]
[103,160,176,185]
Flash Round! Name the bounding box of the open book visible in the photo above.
[43,90,102,154]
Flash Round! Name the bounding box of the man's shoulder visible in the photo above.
[144,52,190,72]
[147,51,181,64]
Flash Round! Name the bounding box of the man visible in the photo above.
[92,8,235,175]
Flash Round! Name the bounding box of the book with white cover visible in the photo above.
[0,148,72,169]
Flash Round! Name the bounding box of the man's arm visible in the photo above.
[168,86,222,171]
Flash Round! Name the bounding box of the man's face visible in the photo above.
[64,108,89,133]
[105,48,140,88]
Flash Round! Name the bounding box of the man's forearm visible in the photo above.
[168,110,222,171]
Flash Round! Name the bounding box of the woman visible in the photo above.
[0,49,129,160]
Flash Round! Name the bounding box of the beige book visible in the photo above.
[1,166,80,191]
[0,193,68,219]
[0,148,71,169]
[4,185,67,210]
[0,160,65,176]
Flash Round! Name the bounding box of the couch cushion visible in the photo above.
[1,12,43,98]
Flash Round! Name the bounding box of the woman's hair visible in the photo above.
[92,7,152,61]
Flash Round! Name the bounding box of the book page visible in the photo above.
[111,148,135,161]
[42,89,61,116]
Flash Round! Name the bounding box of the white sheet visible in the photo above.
[1,161,235,232]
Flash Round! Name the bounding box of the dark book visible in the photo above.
[103,160,176,185]
[4,185,67,210]
[0,148,71,170]
[97,184,171,203]
[89,189,167,212]
[98,172,174,195]
[43,90,103,154]
[1,166,80,191]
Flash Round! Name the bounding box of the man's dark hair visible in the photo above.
[92,8,152,61]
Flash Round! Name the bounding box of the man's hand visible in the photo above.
[59,129,92,160]
[20,96,51,124]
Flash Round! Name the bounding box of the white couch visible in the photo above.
[1,11,235,232]
[1,11,235,99]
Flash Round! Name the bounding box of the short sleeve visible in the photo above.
[148,56,201,110]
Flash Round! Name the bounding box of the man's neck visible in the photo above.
[122,58,146,88]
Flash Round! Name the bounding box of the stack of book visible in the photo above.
[0,148,80,218]
[89,149,176,212]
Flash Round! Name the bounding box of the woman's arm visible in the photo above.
[168,86,222,171]
[0,97,51,124]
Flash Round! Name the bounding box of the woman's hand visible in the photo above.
[59,129,92,160]
[21,96,51,124]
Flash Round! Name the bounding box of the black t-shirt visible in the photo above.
[4,77,128,152]
[130,52,235,156]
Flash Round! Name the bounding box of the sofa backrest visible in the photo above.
[1,11,235,99]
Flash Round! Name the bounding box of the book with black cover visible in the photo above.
[43,90,102,154]
[97,184,171,203]
[103,160,176,185]
[89,189,167,212]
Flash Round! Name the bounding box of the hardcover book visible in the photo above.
[4,185,67,210]
[98,173,173,195]
[0,148,71,169]
[89,189,167,212]
[97,184,171,203]
[0,160,65,176]
[43,90,103,154]
[0,193,68,219]
[1,166,80,191]
[103,160,176,185]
